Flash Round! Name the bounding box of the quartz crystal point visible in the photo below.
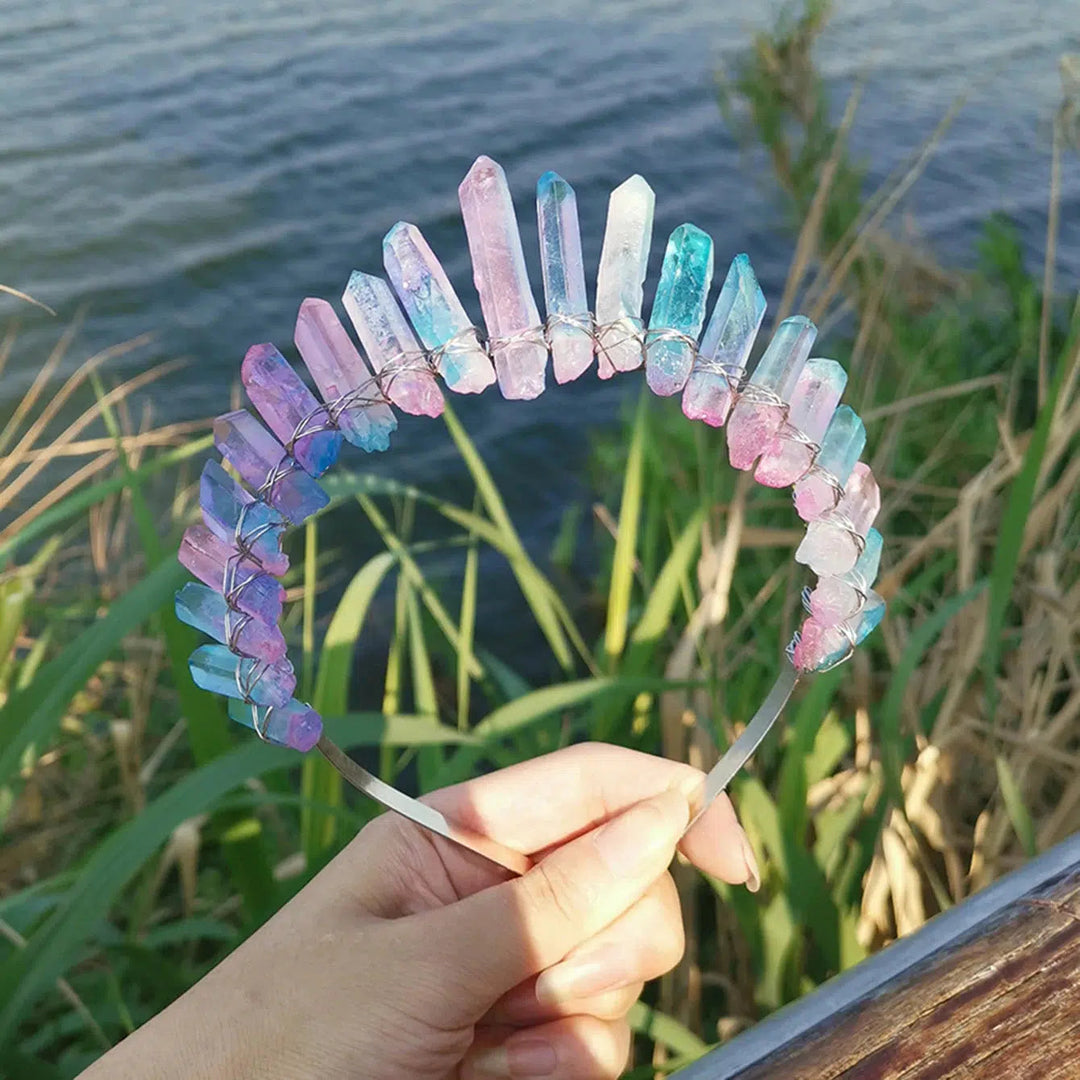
[808,527,883,626]
[683,254,766,427]
[755,358,847,488]
[458,156,547,400]
[189,644,295,708]
[213,410,329,523]
[792,591,885,673]
[228,697,323,752]
[645,224,714,397]
[174,582,287,663]
[795,462,881,576]
[594,175,655,378]
[294,298,397,452]
[793,405,866,522]
[241,344,342,476]
[382,222,496,394]
[536,172,594,383]
[200,460,288,576]
[726,316,816,470]
[343,271,444,417]
[178,524,285,623]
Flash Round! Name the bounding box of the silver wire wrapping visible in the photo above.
[219,312,868,718]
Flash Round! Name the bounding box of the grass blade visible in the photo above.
[604,391,647,665]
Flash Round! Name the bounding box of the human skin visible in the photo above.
[79,742,759,1079]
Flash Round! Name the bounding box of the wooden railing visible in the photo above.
[679,831,1080,1079]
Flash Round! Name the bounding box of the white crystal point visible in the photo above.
[537,171,594,383]
[343,271,444,417]
[794,462,881,576]
[594,174,655,379]
[459,156,547,400]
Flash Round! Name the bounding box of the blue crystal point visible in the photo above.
[189,643,295,708]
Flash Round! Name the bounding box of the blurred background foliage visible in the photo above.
[1,3,1078,1076]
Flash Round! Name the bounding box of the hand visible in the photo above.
[82,743,758,1080]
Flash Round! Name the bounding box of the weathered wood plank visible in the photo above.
[681,832,1080,1079]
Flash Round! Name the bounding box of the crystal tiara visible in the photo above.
[174,155,884,873]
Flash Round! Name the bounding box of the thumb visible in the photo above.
[421,786,690,1017]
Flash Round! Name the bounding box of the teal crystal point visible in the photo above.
[646,223,714,397]
[683,254,767,427]
[536,171,593,384]
[189,643,296,708]
[174,582,287,663]
[228,697,323,752]
[382,222,495,394]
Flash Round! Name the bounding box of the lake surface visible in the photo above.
[2,0,1077,656]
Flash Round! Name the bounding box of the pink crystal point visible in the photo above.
[683,254,766,427]
[793,405,866,522]
[294,298,397,452]
[795,462,881,576]
[343,272,444,418]
[241,344,341,476]
[213,410,329,524]
[792,618,848,673]
[178,523,285,623]
[755,358,847,488]
[383,221,496,394]
[459,156,547,400]
[726,316,816,471]
[793,590,885,672]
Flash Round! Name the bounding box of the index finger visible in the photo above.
[424,742,749,883]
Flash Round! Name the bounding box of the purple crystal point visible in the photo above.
[683,254,766,427]
[241,344,341,476]
[189,643,295,708]
[294,298,397,453]
[755,358,847,488]
[808,527,884,626]
[795,462,881,576]
[178,523,285,624]
[213,409,329,524]
[175,582,287,663]
[595,175,655,379]
[343,271,444,417]
[459,156,547,400]
[793,405,866,522]
[200,460,288,576]
[382,222,496,394]
[726,316,816,471]
[228,697,322,752]
[536,172,594,384]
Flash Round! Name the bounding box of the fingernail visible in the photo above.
[472,1039,557,1077]
[535,944,623,1004]
[593,790,689,877]
[739,830,761,893]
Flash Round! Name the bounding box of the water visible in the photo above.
[2,0,1077,670]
